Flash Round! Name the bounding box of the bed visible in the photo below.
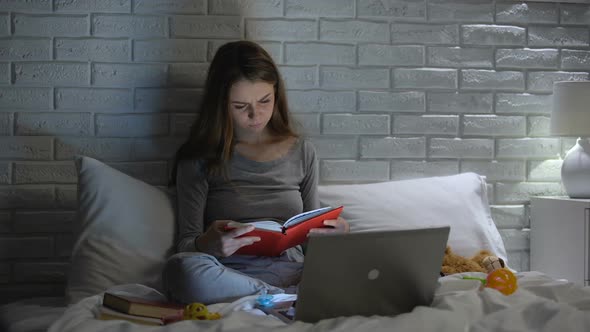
[2,156,589,332]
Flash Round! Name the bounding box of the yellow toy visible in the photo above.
[183,303,221,320]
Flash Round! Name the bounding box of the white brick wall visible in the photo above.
[1,0,588,304]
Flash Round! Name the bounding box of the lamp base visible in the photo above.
[561,137,590,198]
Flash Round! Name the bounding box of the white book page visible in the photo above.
[228,220,283,232]
[247,220,283,232]
[283,206,333,228]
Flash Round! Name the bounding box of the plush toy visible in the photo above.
[440,246,505,276]
[440,246,517,296]
[481,255,506,273]
[183,303,221,320]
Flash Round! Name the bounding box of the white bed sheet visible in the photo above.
[46,271,590,332]
[1,296,67,332]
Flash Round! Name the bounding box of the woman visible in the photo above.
[163,40,349,305]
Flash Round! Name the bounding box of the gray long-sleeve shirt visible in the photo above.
[175,138,320,253]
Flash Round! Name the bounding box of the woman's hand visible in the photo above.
[195,220,261,257]
[308,216,350,235]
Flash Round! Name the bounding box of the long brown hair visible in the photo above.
[170,40,298,184]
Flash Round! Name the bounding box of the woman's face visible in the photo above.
[228,79,275,141]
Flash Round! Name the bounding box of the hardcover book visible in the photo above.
[97,306,165,326]
[228,206,344,257]
[102,292,184,319]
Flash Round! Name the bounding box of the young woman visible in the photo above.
[163,40,349,305]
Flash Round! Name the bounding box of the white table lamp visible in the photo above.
[551,80,590,198]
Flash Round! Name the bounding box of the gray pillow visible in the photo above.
[66,156,176,304]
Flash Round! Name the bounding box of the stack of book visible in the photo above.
[98,292,185,326]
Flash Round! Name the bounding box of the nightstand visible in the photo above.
[530,196,589,286]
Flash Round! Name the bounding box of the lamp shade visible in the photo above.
[551,81,590,137]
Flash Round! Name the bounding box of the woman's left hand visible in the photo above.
[308,216,350,235]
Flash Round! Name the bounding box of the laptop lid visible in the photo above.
[294,226,450,323]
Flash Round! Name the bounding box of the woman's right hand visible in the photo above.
[195,220,261,257]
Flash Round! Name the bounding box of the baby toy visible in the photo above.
[439,246,517,295]
[440,246,517,295]
[183,303,221,320]
[441,246,504,275]
[484,268,518,295]
[463,268,518,295]
[481,255,505,273]
[255,289,274,309]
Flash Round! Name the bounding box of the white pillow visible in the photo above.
[318,173,507,263]
[66,156,176,304]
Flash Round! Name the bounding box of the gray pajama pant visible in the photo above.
[162,247,304,304]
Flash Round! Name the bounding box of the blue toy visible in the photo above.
[255,289,274,308]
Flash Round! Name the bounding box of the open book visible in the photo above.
[228,206,344,257]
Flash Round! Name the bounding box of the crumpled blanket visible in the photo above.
[47,271,590,332]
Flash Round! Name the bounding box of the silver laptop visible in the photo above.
[294,226,450,323]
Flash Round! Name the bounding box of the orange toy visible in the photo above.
[462,267,518,295]
[485,268,518,295]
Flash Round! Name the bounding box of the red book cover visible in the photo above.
[229,206,344,257]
